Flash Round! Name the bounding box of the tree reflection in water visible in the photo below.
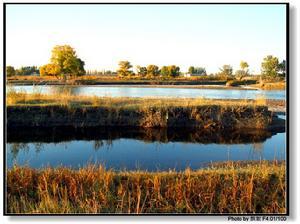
[7,126,282,159]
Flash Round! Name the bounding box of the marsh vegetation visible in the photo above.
[7,161,286,214]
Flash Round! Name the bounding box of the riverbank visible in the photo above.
[249,82,286,90]
[6,93,285,131]
[6,161,286,214]
[7,75,228,86]
[7,75,285,90]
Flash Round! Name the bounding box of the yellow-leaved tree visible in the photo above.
[40,45,85,79]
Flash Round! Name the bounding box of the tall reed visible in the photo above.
[6,161,286,214]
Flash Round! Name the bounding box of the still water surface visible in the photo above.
[7,127,286,171]
[9,85,286,100]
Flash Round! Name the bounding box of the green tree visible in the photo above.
[50,45,85,78]
[104,70,113,75]
[261,55,279,78]
[160,66,169,77]
[219,65,233,78]
[194,67,206,75]
[160,65,180,78]
[235,61,249,80]
[188,66,195,74]
[6,66,16,77]
[240,61,249,71]
[136,66,147,77]
[278,60,286,77]
[117,61,133,77]
[188,66,206,75]
[168,65,180,77]
[15,66,39,76]
[146,65,160,77]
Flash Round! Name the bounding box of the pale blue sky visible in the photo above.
[6,4,286,73]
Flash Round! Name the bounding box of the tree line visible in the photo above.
[6,66,39,77]
[6,45,286,79]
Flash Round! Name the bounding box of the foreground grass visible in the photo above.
[7,161,285,214]
[6,89,267,109]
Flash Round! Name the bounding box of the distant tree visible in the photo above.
[188,66,195,74]
[6,66,16,77]
[188,66,206,75]
[240,61,249,71]
[160,66,169,77]
[168,65,180,77]
[136,66,147,77]
[70,58,84,77]
[278,60,286,77]
[235,61,249,80]
[160,65,180,78]
[261,55,279,78]
[194,67,206,75]
[40,64,61,78]
[50,45,85,78]
[146,65,160,77]
[219,65,233,78]
[39,65,47,76]
[104,70,113,75]
[15,66,39,76]
[117,61,133,77]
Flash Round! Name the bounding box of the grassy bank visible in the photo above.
[6,161,286,214]
[7,75,228,86]
[7,90,267,108]
[6,75,286,90]
[7,91,279,130]
[248,81,286,90]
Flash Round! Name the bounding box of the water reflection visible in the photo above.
[7,127,286,171]
[8,127,276,144]
[48,85,81,95]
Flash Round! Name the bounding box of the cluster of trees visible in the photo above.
[216,61,250,80]
[216,55,285,80]
[216,61,249,80]
[116,61,180,78]
[39,45,85,79]
[6,66,39,77]
[188,66,206,75]
[6,46,285,80]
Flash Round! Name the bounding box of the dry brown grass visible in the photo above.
[7,75,58,82]
[250,81,286,90]
[6,161,286,214]
[6,89,267,108]
[255,95,267,106]
[7,75,222,82]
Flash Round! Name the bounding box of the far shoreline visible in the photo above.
[7,83,261,90]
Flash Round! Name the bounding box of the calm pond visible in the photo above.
[9,85,286,100]
[7,127,286,171]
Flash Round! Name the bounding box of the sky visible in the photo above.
[6,4,286,74]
